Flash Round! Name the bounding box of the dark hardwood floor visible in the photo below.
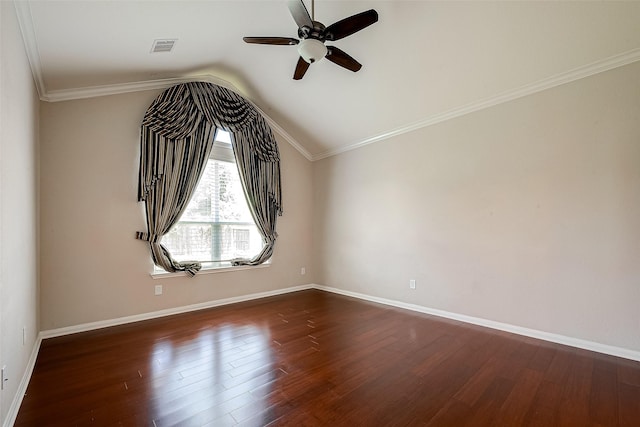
[15,289,640,426]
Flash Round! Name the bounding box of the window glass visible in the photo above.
[160,130,262,269]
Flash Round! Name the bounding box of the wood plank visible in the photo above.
[13,289,640,426]
[589,361,619,425]
[618,383,640,427]
[493,368,544,425]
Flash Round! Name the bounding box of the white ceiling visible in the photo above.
[15,0,640,160]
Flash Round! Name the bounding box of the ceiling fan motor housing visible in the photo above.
[297,20,326,40]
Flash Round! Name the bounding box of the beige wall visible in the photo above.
[0,1,40,423]
[313,61,640,352]
[39,90,314,330]
[9,4,639,394]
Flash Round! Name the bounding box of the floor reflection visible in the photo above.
[149,323,274,425]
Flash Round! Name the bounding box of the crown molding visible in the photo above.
[42,76,225,103]
[41,76,314,161]
[262,115,314,161]
[312,47,640,161]
[12,0,313,161]
[14,0,640,162]
[13,0,46,99]
[42,76,314,161]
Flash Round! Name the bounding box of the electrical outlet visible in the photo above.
[154,285,163,296]
[409,279,416,290]
[301,267,306,275]
[23,326,26,345]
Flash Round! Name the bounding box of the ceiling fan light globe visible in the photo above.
[297,38,327,64]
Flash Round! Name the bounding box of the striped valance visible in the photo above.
[137,82,282,274]
[138,82,281,210]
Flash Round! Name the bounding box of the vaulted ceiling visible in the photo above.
[15,0,640,160]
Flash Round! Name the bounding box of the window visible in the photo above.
[159,130,262,270]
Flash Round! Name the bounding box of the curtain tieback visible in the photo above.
[183,262,202,277]
[135,232,161,243]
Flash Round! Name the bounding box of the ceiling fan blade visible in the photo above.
[324,9,378,41]
[287,0,313,29]
[243,37,299,45]
[293,56,310,80]
[325,46,362,72]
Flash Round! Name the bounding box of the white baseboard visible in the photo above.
[313,284,640,362]
[6,285,315,427]
[3,335,42,427]
[8,282,638,427]
[41,284,315,339]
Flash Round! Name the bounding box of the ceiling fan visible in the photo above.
[243,0,378,80]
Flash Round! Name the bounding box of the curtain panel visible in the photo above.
[136,82,283,275]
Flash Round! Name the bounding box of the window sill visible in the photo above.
[150,262,270,279]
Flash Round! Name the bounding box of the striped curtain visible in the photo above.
[137,82,282,275]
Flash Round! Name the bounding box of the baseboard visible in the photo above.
[6,285,314,426]
[313,284,640,362]
[3,335,42,427]
[39,283,640,361]
[41,284,315,339]
[7,283,639,426]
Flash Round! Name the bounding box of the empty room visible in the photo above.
[1,0,639,426]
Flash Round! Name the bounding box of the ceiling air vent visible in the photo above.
[151,39,177,53]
